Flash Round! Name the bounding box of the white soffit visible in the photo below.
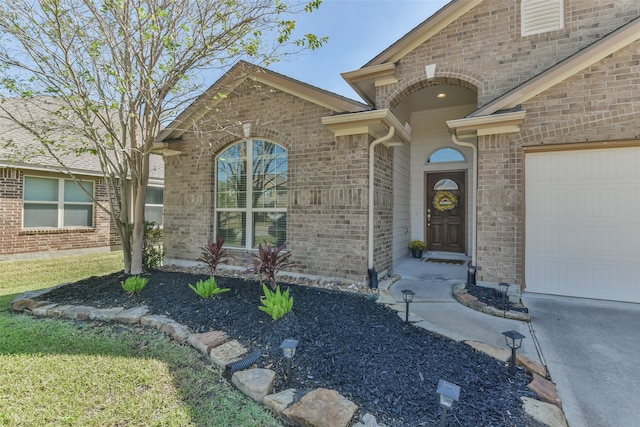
[322,109,411,146]
[446,111,526,138]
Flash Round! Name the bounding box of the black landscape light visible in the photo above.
[499,282,510,311]
[502,330,525,375]
[436,379,461,427]
[466,265,476,287]
[401,289,415,323]
[280,338,298,386]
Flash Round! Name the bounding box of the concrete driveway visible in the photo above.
[523,294,640,427]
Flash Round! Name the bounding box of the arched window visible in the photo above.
[427,148,465,163]
[433,178,459,191]
[216,139,287,248]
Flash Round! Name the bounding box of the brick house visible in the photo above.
[0,98,164,260]
[159,0,640,303]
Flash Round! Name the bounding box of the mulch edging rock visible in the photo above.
[453,284,532,321]
[10,291,370,427]
[12,274,564,427]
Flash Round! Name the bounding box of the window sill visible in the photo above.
[19,227,96,236]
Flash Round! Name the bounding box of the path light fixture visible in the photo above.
[499,282,510,311]
[401,289,415,323]
[502,330,525,375]
[280,338,298,386]
[467,265,477,287]
[436,379,461,427]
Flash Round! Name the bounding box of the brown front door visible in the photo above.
[426,171,465,253]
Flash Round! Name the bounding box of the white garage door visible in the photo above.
[525,147,640,303]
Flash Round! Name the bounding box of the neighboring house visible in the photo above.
[158,0,640,303]
[0,97,164,260]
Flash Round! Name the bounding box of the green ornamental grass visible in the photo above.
[259,283,294,321]
[121,275,149,295]
[188,276,230,298]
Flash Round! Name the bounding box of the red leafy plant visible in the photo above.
[247,241,294,290]
[197,237,228,274]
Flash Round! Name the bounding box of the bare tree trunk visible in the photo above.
[117,179,133,274]
[130,152,150,275]
[120,223,133,274]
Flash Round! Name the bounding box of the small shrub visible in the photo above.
[196,237,228,274]
[129,221,165,271]
[121,276,149,295]
[142,222,165,270]
[259,283,293,321]
[247,241,294,290]
[408,240,426,251]
[188,277,230,298]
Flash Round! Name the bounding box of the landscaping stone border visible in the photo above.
[10,288,382,427]
[375,283,567,427]
[11,284,565,427]
[452,283,532,322]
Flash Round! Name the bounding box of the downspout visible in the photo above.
[368,126,395,287]
[451,132,477,266]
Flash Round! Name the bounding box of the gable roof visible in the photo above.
[448,15,640,137]
[470,15,640,117]
[364,0,481,67]
[342,0,482,104]
[0,97,164,181]
[157,61,370,143]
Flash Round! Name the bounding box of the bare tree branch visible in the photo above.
[0,0,325,273]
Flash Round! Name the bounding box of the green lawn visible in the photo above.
[0,252,282,427]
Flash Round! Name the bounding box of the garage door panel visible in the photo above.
[526,148,640,303]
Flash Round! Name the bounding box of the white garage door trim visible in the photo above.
[525,147,640,303]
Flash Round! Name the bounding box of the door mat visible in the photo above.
[422,258,466,265]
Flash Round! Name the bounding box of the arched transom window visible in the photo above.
[216,139,287,248]
[427,148,465,163]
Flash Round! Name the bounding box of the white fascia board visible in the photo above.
[446,111,526,137]
[322,109,411,144]
[0,161,106,178]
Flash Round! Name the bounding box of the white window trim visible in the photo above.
[215,139,287,250]
[145,185,164,227]
[426,147,467,164]
[23,176,94,228]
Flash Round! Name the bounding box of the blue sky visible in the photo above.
[269,0,451,100]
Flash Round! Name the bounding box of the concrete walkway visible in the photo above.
[523,293,640,427]
[388,254,543,365]
[390,253,640,427]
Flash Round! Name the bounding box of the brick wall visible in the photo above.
[373,143,394,274]
[164,80,376,281]
[377,0,640,110]
[0,169,116,258]
[366,0,640,286]
[475,39,640,285]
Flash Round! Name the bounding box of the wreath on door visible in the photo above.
[432,190,458,211]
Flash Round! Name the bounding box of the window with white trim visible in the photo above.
[521,0,564,37]
[23,176,94,228]
[145,185,164,226]
[216,139,288,248]
[427,148,465,163]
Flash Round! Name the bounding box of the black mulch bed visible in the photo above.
[465,284,513,312]
[36,270,542,427]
